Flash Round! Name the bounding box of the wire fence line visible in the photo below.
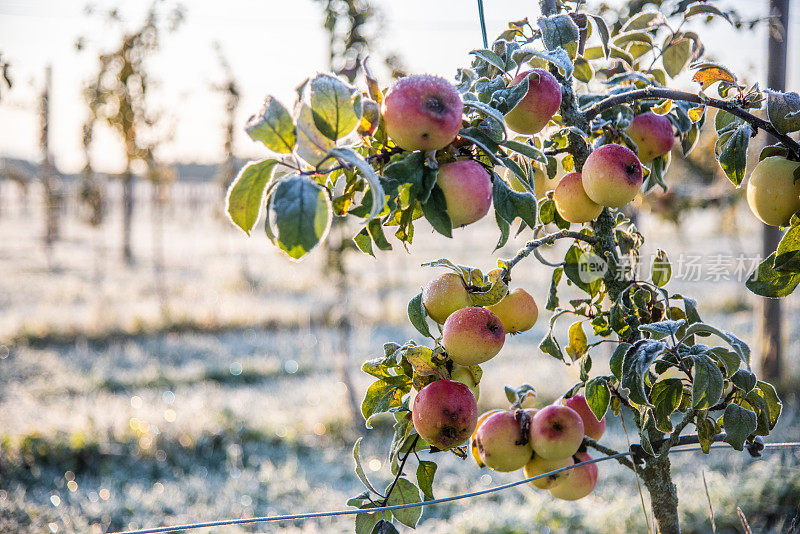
[111,441,800,534]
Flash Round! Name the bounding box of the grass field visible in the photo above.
[1,181,798,533]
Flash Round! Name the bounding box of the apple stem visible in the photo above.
[583,87,800,160]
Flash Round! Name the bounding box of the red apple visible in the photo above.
[504,69,562,135]
[553,171,603,223]
[437,160,493,227]
[549,451,598,500]
[422,272,473,324]
[581,144,643,208]
[625,111,674,163]
[562,394,606,440]
[412,379,478,450]
[442,307,505,366]
[524,453,575,490]
[471,409,504,466]
[530,404,584,460]
[474,410,534,472]
[381,74,463,151]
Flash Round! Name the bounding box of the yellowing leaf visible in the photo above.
[651,99,672,115]
[691,63,738,90]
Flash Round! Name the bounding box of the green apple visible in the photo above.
[554,171,603,223]
[422,272,473,324]
[746,156,800,227]
[485,288,539,334]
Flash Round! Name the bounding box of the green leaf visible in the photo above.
[585,377,610,421]
[723,404,757,451]
[422,185,453,238]
[589,15,610,58]
[573,56,593,83]
[563,245,603,296]
[407,292,433,338]
[367,219,392,251]
[566,321,588,360]
[226,159,279,235]
[310,73,362,141]
[361,379,408,427]
[354,228,374,257]
[353,438,382,496]
[539,332,564,361]
[416,461,437,501]
[731,369,756,394]
[690,353,724,409]
[613,31,654,48]
[266,175,332,260]
[766,90,800,135]
[662,37,692,78]
[546,267,563,311]
[651,249,672,287]
[746,251,800,298]
[774,225,800,271]
[696,415,718,453]
[756,380,782,430]
[469,49,506,73]
[385,478,421,528]
[639,320,685,341]
[512,45,574,77]
[492,174,538,229]
[538,14,580,52]
[683,3,732,25]
[621,340,666,406]
[245,96,296,153]
[499,139,548,165]
[717,123,751,187]
[329,148,386,220]
[610,342,631,380]
[356,513,382,534]
[650,379,683,432]
[621,11,664,31]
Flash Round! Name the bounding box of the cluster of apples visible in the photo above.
[472,394,605,501]
[423,271,539,367]
[410,270,538,443]
[411,378,606,501]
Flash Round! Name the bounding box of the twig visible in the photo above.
[582,87,800,159]
[502,230,598,278]
[583,437,636,470]
[382,435,420,506]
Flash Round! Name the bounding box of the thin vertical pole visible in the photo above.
[477,0,488,48]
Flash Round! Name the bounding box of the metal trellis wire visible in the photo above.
[111,441,800,534]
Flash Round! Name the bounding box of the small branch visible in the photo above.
[502,230,598,278]
[382,435,420,506]
[301,146,403,177]
[656,410,697,456]
[583,87,800,159]
[583,437,636,471]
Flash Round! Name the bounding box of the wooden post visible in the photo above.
[759,0,790,383]
[40,64,61,252]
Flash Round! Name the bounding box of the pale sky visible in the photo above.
[0,0,797,174]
